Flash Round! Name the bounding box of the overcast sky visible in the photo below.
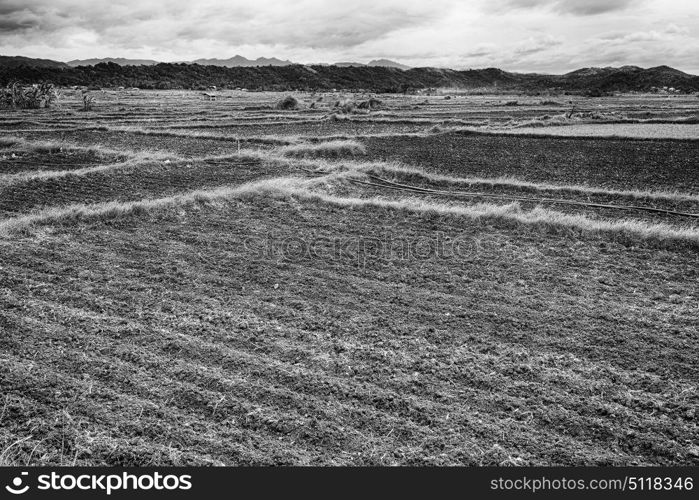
[1,0,698,73]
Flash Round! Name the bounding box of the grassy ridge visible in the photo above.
[3,62,699,92]
[2,174,698,248]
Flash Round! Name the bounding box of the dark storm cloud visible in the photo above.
[0,1,448,50]
[498,0,637,16]
[253,9,435,48]
[0,1,42,33]
[0,19,36,33]
[0,0,26,16]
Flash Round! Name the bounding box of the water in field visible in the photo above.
[506,123,699,139]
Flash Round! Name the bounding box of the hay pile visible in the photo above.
[275,95,300,110]
[334,99,356,114]
[357,98,382,110]
[333,97,383,114]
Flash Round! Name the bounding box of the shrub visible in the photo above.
[334,99,357,114]
[0,83,59,109]
[326,113,349,121]
[81,92,95,111]
[586,88,605,97]
[275,95,300,110]
[357,97,382,110]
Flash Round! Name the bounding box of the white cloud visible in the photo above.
[0,0,698,73]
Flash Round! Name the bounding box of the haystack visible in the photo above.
[275,95,300,110]
[334,99,356,114]
[357,98,382,110]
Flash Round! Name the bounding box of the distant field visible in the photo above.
[502,123,699,139]
[1,90,697,466]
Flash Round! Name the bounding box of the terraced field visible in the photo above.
[0,90,698,466]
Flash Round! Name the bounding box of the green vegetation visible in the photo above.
[275,95,300,110]
[0,83,58,109]
[2,62,698,92]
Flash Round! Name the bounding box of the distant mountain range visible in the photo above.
[333,59,411,70]
[67,57,160,67]
[188,55,294,67]
[66,55,292,67]
[63,55,409,69]
[31,54,410,69]
[0,55,68,69]
[368,59,411,70]
[1,55,698,93]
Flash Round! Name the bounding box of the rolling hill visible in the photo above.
[189,55,294,67]
[67,58,160,67]
[0,56,68,69]
[368,59,411,70]
[557,65,699,92]
[1,55,697,93]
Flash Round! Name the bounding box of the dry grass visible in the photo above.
[154,117,326,130]
[0,136,131,159]
[0,151,181,186]
[0,177,303,236]
[347,160,699,204]
[3,173,697,248]
[0,137,22,148]
[275,185,699,249]
[350,116,480,126]
[103,126,298,145]
[0,436,34,466]
[86,124,449,145]
[253,155,699,204]
[277,140,367,158]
